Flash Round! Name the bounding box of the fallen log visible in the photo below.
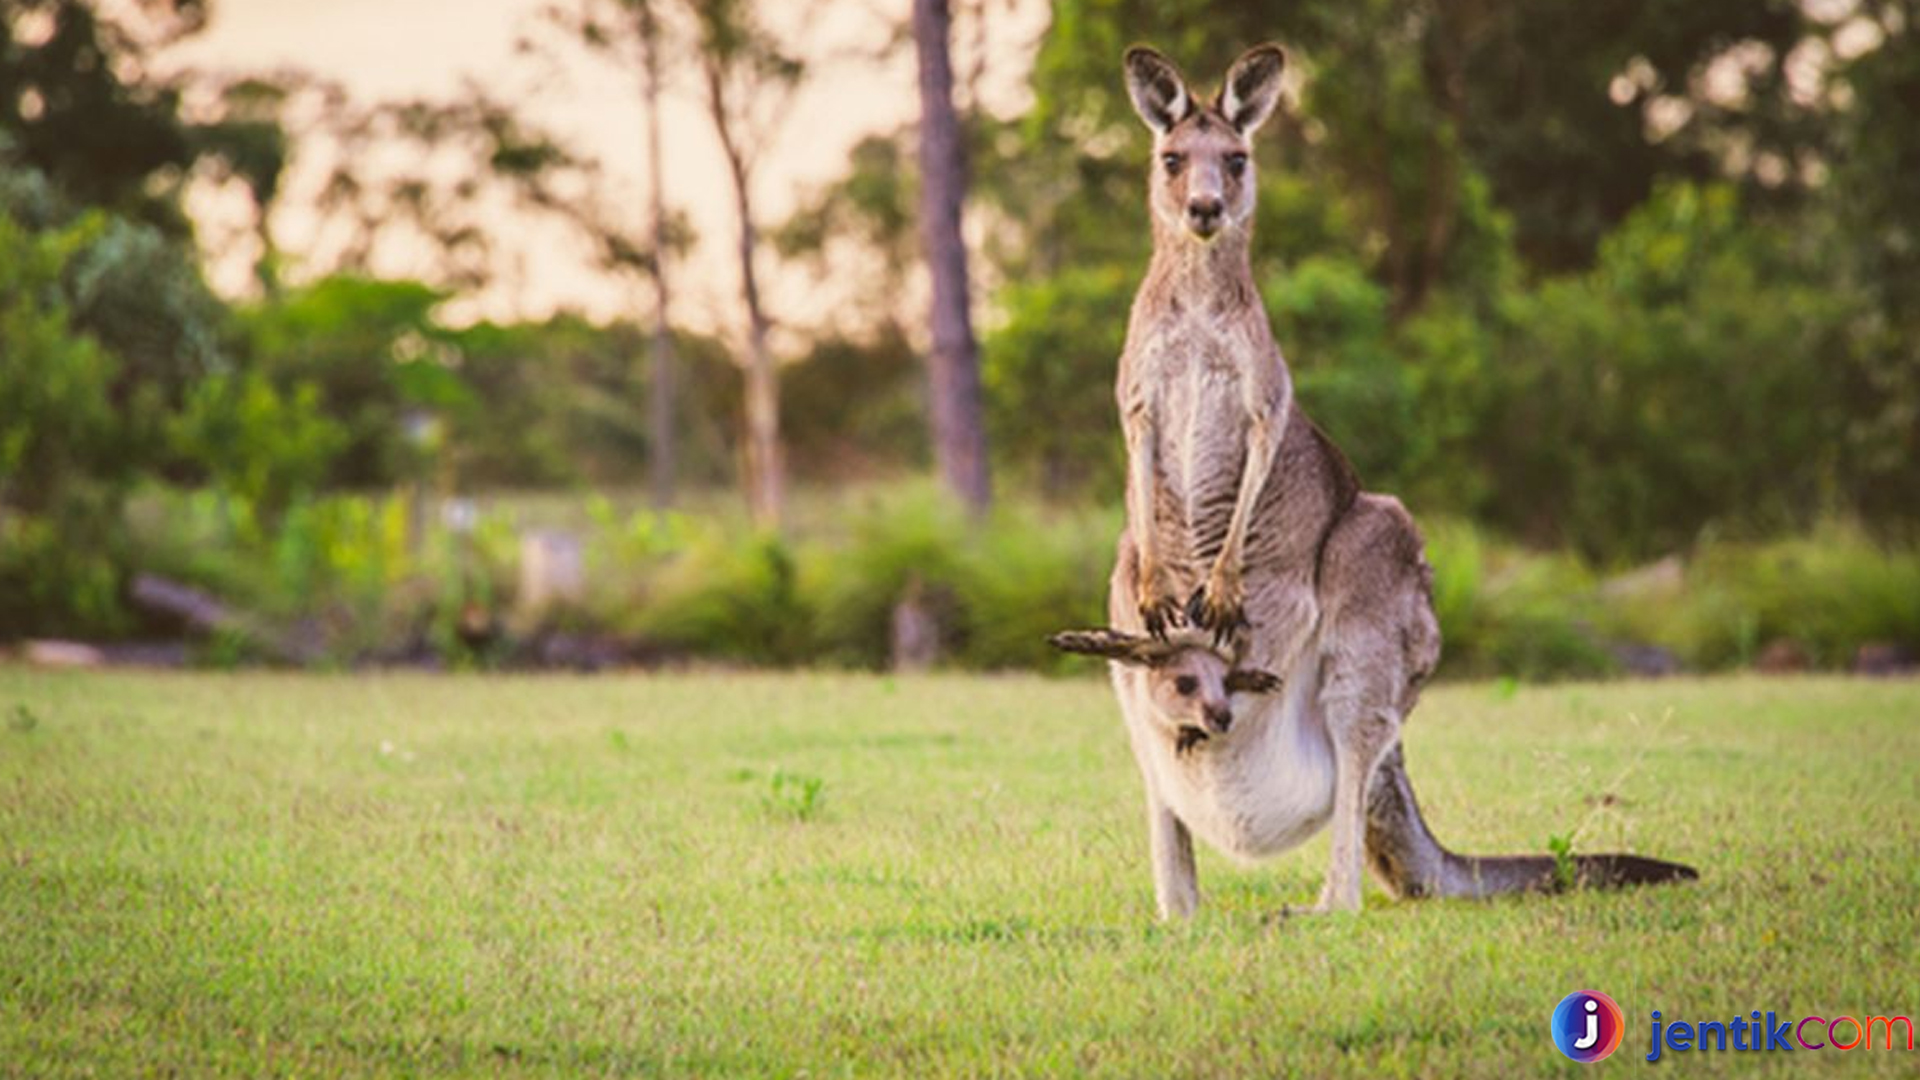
[129,573,327,665]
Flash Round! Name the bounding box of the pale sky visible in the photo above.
[158,0,1049,337]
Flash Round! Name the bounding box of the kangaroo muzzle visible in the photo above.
[1186,194,1225,237]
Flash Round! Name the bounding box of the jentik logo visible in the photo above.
[1553,990,1626,1063]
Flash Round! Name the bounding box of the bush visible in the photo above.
[806,487,972,667]
[82,480,1920,679]
[629,525,812,665]
[0,212,135,637]
[1603,523,1920,670]
[802,486,1116,671]
[1423,518,1615,681]
[983,266,1131,497]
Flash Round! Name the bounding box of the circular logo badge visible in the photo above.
[1552,989,1625,1063]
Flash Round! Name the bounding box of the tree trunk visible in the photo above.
[912,0,991,513]
[704,56,785,528]
[640,2,676,509]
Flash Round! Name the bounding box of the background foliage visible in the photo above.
[1,0,1916,675]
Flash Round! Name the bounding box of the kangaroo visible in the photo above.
[1053,44,1697,917]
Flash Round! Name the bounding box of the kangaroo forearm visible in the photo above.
[1123,412,1159,568]
[1214,406,1284,572]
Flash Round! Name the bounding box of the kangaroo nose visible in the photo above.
[1204,704,1232,734]
[1187,197,1224,226]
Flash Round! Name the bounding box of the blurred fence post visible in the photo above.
[519,530,586,618]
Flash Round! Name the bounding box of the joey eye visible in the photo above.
[1161,152,1185,176]
[1226,152,1248,178]
[1174,675,1198,696]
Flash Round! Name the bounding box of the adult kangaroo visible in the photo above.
[1052,43,1696,918]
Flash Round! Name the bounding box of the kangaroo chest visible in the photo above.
[1131,316,1261,565]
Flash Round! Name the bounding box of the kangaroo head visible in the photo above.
[1050,628,1282,742]
[1123,43,1285,244]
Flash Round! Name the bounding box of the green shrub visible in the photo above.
[630,524,812,665]
[805,486,972,667]
[1422,518,1614,681]
[800,486,1115,671]
[949,501,1115,671]
[1606,523,1920,669]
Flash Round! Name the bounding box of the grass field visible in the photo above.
[2,671,1916,1077]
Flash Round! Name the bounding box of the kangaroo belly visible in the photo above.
[1144,660,1336,863]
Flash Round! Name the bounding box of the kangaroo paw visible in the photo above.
[1139,593,1184,639]
[1185,580,1248,646]
[1138,566,1185,639]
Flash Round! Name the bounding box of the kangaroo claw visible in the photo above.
[1185,585,1248,646]
[1140,594,1184,639]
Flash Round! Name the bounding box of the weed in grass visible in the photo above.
[7,703,38,732]
[1547,834,1577,891]
[763,768,826,820]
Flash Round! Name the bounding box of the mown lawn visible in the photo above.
[1,671,1915,1077]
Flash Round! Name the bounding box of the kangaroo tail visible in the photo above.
[1363,745,1698,899]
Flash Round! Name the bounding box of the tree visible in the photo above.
[274,79,602,293]
[0,0,200,231]
[1820,0,1920,522]
[534,0,686,508]
[638,1,678,509]
[912,0,990,513]
[689,0,802,528]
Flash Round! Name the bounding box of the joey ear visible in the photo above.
[1123,45,1193,134]
[1049,628,1174,666]
[1224,668,1283,694]
[1218,43,1286,135]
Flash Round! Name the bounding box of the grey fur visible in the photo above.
[1072,44,1697,917]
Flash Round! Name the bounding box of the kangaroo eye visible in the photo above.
[1174,675,1198,696]
[1226,152,1248,178]
[1161,152,1185,175]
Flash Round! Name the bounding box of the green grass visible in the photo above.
[2,672,1915,1077]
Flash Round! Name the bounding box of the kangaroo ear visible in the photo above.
[1225,668,1283,694]
[1219,44,1286,135]
[1049,628,1174,667]
[1123,45,1192,135]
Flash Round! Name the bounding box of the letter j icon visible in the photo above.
[1552,990,1624,1062]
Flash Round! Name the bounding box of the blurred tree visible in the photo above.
[688,0,803,528]
[537,0,685,509]
[995,0,1815,309]
[780,326,928,481]
[1439,0,1809,274]
[188,75,291,293]
[538,0,804,524]
[1482,183,1867,560]
[0,210,125,517]
[0,0,199,231]
[958,0,1916,555]
[233,275,464,488]
[0,212,129,635]
[982,265,1130,497]
[448,315,739,490]
[638,0,678,511]
[279,79,599,293]
[773,131,919,326]
[169,370,346,532]
[913,0,991,513]
[1820,0,1920,523]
